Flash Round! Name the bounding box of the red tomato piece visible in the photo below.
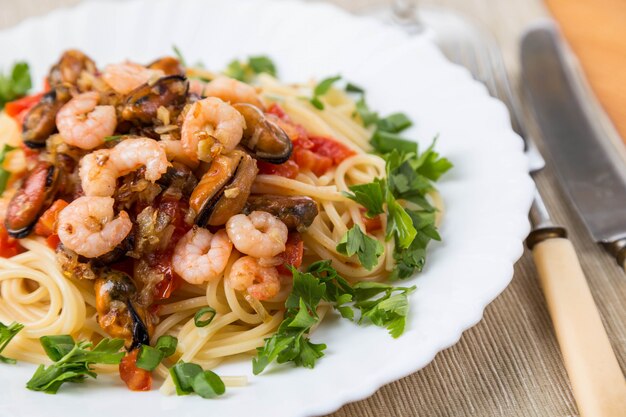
[4,93,44,119]
[0,225,23,258]
[308,136,356,165]
[119,349,152,392]
[45,234,61,250]
[149,197,191,301]
[257,159,299,179]
[34,199,69,237]
[293,148,333,176]
[277,232,304,275]
[361,211,383,233]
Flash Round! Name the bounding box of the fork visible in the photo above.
[430,13,626,417]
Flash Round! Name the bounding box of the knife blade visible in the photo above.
[521,23,626,266]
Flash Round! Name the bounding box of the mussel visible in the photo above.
[157,162,198,198]
[190,150,258,226]
[5,161,59,238]
[94,269,150,349]
[244,195,318,231]
[233,103,292,164]
[121,75,189,124]
[48,49,97,89]
[147,56,185,76]
[21,88,70,148]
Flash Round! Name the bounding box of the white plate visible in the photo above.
[0,0,534,416]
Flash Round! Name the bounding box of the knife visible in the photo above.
[521,23,626,417]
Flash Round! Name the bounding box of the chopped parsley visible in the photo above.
[224,55,277,83]
[0,144,16,195]
[0,321,24,364]
[253,261,416,374]
[0,62,32,109]
[309,75,341,110]
[336,225,384,271]
[26,336,125,394]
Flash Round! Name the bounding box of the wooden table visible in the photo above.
[1,1,624,416]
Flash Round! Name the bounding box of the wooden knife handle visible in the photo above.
[532,237,626,417]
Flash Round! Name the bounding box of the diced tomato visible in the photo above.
[45,234,61,250]
[308,136,356,165]
[151,251,184,301]
[277,232,304,275]
[34,199,68,237]
[0,225,23,258]
[266,103,289,120]
[293,148,333,176]
[119,349,152,392]
[4,92,45,126]
[362,211,382,233]
[265,104,355,176]
[257,159,299,179]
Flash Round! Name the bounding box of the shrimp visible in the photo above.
[79,137,169,196]
[172,227,233,284]
[203,76,264,108]
[56,92,116,150]
[228,256,280,301]
[181,97,245,163]
[226,211,288,258]
[188,78,207,96]
[57,196,132,258]
[102,62,164,95]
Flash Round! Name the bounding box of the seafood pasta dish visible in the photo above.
[0,50,451,397]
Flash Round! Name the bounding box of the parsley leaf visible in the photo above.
[344,178,385,218]
[253,260,416,374]
[0,321,24,364]
[253,266,328,375]
[170,361,225,399]
[0,62,32,109]
[336,225,384,271]
[248,56,277,77]
[415,137,453,181]
[355,96,379,127]
[370,130,417,154]
[353,282,415,338]
[309,75,341,110]
[26,336,125,394]
[376,112,412,133]
[0,144,17,195]
[224,55,277,83]
[386,193,417,249]
[345,82,365,94]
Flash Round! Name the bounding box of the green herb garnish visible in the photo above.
[224,55,277,83]
[0,62,32,109]
[309,75,341,110]
[194,307,216,328]
[103,135,123,143]
[0,144,16,195]
[172,45,187,67]
[0,321,24,364]
[336,225,384,271]
[136,335,178,371]
[170,361,225,399]
[26,336,125,394]
[253,261,417,374]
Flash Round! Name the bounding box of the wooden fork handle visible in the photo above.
[531,236,626,417]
